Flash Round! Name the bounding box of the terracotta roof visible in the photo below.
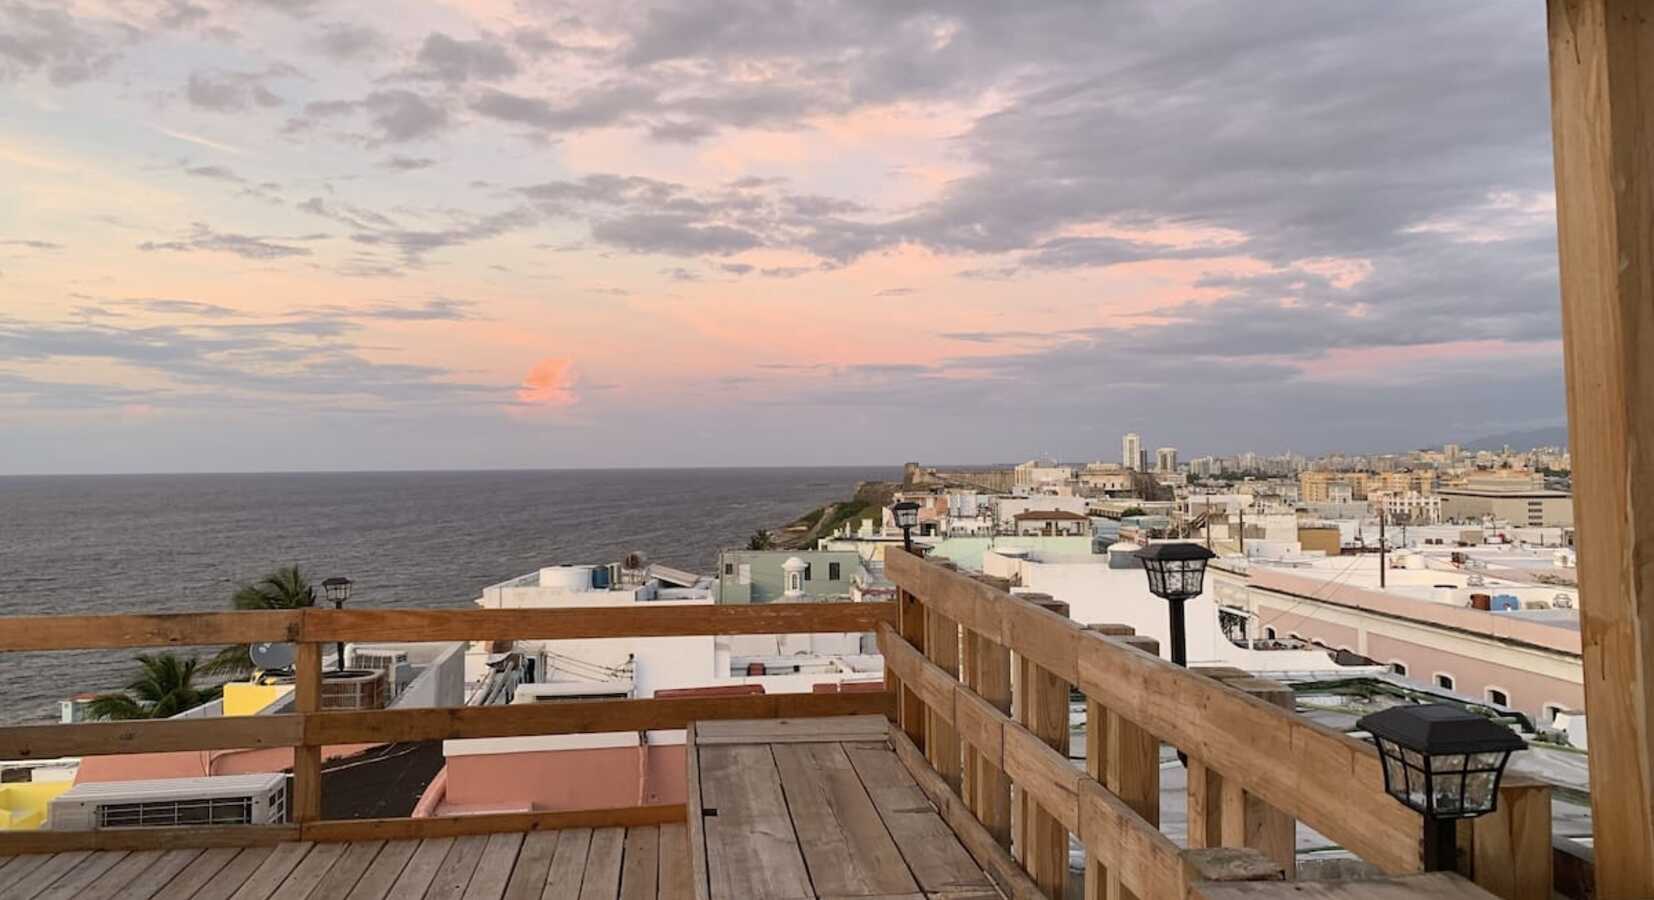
[1012,510,1090,521]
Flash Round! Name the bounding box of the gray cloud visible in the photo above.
[0,239,61,250]
[121,298,245,318]
[0,3,129,85]
[137,223,325,260]
[295,89,449,143]
[381,155,436,171]
[312,22,386,61]
[470,83,655,133]
[184,65,296,112]
[411,32,517,84]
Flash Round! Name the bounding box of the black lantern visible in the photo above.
[892,501,920,553]
[1358,703,1526,871]
[1133,542,1216,667]
[321,576,353,672]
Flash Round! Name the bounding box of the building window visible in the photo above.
[724,563,734,576]
[804,563,812,581]
[1435,673,1455,691]
[1543,704,1566,725]
[1389,661,1408,676]
[828,562,841,580]
[1263,627,1277,640]
[1487,688,1509,707]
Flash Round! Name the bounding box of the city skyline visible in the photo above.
[1,2,1565,474]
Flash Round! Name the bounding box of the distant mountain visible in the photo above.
[1462,425,1568,452]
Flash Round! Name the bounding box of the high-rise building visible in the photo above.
[1122,433,1142,471]
[1156,447,1178,473]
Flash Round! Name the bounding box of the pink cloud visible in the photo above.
[516,358,578,408]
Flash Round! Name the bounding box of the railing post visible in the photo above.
[1108,635,1162,900]
[1083,623,1134,900]
[974,614,1014,851]
[292,639,322,825]
[1016,594,1070,899]
[1468,776,1554,900]
[899,588,928,752]
[1221,677,1297,878]
[1185,666,1248,854]
[925,608,962,795]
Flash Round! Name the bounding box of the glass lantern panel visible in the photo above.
[1404,763,1427,810]
[1471,752,1507,769]
[1463,771,1498,813]
[1432,753,1468,773]
[1432,773,1464,815]
[1402,748,1425,769]
[1145,566,1167,596]
[1383,755,1406,798]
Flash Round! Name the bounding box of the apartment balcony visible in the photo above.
[0,552,1578,899]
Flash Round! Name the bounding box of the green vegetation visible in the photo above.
[748,529,776,550]
[205,565,317,675]
[88,652,223,720]
[1120,506,1148,518]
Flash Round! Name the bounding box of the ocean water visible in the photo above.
[0,467,892,724]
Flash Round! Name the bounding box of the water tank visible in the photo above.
[1107,541,1143,570]
[539,565,595,591]
[1470,593,1492,610]
[590,565,610,589]
[1490,594,1521,612]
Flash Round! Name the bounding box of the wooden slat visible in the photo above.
[291,643,322,827]
[299,804,685,843]
[0,826,299,856]
[684,723,710,900]
[31,850,129,900]
[265,841,345,900]
[0,611,302,651]
[541,828,593,900]
[698,744,813,899]
[228,842,313,900]
[73,848,165,900]
[925,610,964,795]
[972,629,1013,851]
[111,847,202,900]
[886,549,1004,643]
[0,853,49,891]
[146,846,239,900]
[657,823,694,900]
[343,840,418,900]
[501,831,558,900]
[1187,760,1224,850]
[385,838,453,898]
[691,714,889,745]
[1545,2,1654,894]
[306,691,891,746]
[1074,629,1422,874]
[300,602,895,643]
[1223,678,1295,880]
[307,840,386,900]
[577,828,624,900]
[885,723,1045,900]
[1016,593,1071,900]
[772,742,919,897]
[1076,780,1185,900]
[6,850,90,900]
[899,588,929,752]
[462,832,524,900]
[1470,778,1552,900]
[189,848,275,900]
[618,826,659,900]
[877,623,954,725]
[425,834,489,900]
[1002,723,1079,836]
[843,742,993,896]
[1192,873,1500,898]
[0,711,300,762]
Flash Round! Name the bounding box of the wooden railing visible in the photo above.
[0,600,896,855]
[880,548,1554,900]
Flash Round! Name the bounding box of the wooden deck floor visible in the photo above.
[689,716,1001,900]
[0,824,691,900]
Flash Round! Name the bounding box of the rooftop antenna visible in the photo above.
[249,641,296,673]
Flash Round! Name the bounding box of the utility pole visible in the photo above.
[1379,505,1388,589]
[1204,495,1212,549]
[1238,506,1246,556]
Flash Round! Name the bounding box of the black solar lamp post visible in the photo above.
[1358,703,1527,872]
[1133,542,1217,667]
[321,576,353,672]
[892,501,920,554]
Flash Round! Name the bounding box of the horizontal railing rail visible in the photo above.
[0,600,897,855]
[880,548,1550,900]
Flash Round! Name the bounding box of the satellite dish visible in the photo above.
[250,642,296,671]
[624,551,647,571]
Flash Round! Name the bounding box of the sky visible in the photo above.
[0,1,1566,474]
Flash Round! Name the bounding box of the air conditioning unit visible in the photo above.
[352,649,411,698]
[48,774,287,831]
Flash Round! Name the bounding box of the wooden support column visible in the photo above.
[1221,677,1297,879]
[1547,3,1654,895]
[1083,624,1134,900]
[1469,777,1554,900]
[292,640,322,824]
[898,588,928,752]
[926,608,963,795]
[1105,635,1161,900]
[1186,666,1246,853]
[961,628,980,810]
[976,627,1014,850]
[1017,595,1070,900]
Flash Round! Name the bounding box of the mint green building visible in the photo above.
[716,550,862,604]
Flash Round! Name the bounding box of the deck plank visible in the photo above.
[698,744,813,900]
[77,849,167,900]
[344,839,419,900]
[112,847,204,900]
[843,744,994,895]
[147,846,240,900]
[33,850,130,900]
[427,834,490,900]
[385,837,455,899]
[772,742,918,897]
[7,850,91,900]
[578,827,625,900]
[618,826,659,900]
[266,840,346,900]
[656,824,693,900]
[188,847,275,900]
[541,827,593,900]
[227,842,314,900]
[502,831,559,900]
[693,716,889,745]
[0,853,51,891]
[309,840,385,899]
[461,832,524,900]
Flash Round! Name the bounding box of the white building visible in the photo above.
[1014,459,1074,489]
[1156,447,1178,473]
[1122,433,1143,471]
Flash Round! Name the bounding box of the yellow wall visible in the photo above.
[0,782,71,830]
[223,682,293,716]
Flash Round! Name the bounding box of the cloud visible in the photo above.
[0,3,129,85]
[0,239,60,250]
[410,32,517,84]
[121,298,245,318]
[516,357,578,407]
[381,155,436,171]
[312,22,385,61]
[360,298,476,321]
[137,223,324,260]
[470,83,656,133]
[184,65,297,112]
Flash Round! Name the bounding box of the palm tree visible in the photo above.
[204,566,317,675]
[87,652,223,720]
[748,529,775,550]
